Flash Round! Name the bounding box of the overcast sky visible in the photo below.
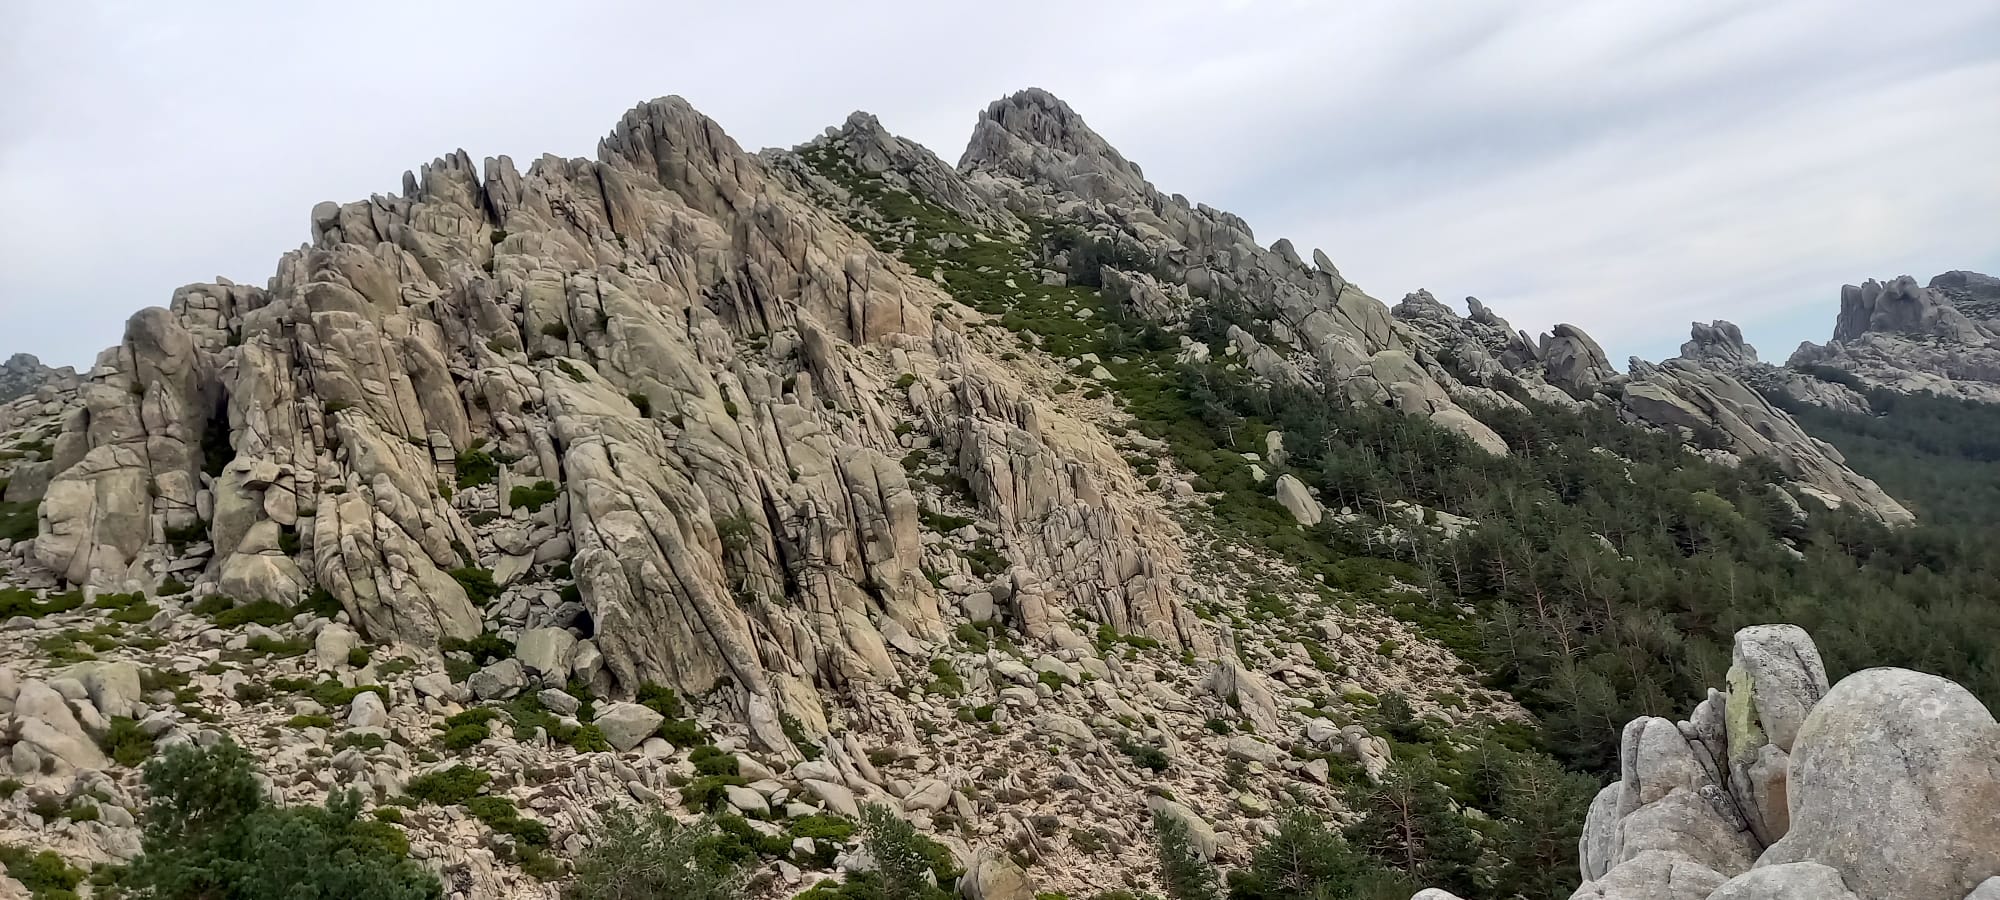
[4,0,1996,370]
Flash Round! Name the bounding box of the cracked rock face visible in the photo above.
[0,88,1544,897]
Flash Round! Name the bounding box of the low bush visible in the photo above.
[567,805,750,900]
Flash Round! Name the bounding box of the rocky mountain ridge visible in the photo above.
[1784,271,2000,405]
[0,356,75,406]
[0,87,1982,898]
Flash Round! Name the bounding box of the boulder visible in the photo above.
[536,689,581,717]
[66,660,142,720]
[10,681,109,771]
[346,691,389,729]
[802,778,860,818]
[467,659,526,701]
[592,702,665,752]
[960,845,1036,900]
[514,628,576,680]
[1705,863,1858,900]
[1146,795,1219,860]
[1757,668,2000,900]
[1569,850,1724,900]
[1274,474,1322,526]
[314,623,359,670]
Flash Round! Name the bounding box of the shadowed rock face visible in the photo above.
[1831,276,1991,344]
[0,353,76,403]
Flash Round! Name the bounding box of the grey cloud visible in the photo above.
[1,0,1995,368]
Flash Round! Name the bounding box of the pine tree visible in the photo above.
[1153,810,1220,900]
[1343,758,1478,894]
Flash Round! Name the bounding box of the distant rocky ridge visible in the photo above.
[1386,292,1911,524]
[1785,271,2000,404]
[0,353,76,404]
[1415,625,2000,900]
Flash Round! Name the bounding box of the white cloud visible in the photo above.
[1,0,1995,367]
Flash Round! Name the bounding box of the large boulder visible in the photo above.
[591,702,664,752]
[1757,668,2000,900]
[8,681,110,772]
[1274,474,1322,527]
[1704,863,1858,900]
[1570,850,1724,900]
[514,628,577,681]
[1723,624,1828,845]
[960,846,1037,900]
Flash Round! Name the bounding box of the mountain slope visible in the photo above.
[0,89,1994,900]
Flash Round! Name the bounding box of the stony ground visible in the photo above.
[0,322,1516,898]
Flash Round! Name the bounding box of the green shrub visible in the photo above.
[348,646,371,667]
[637,682,686,718]
[0,588,83,620]
[781,713,822,761]
[508,481,560,511]
[440,632,515,665]
[439,723,489,751]
[678,774,750,812]
[466,795,548,848]
[924,658,964,697]
[301,586,344,619]
[712,513,757,551]
[403,765,491,806]
[268,677,386,710]
[121,741,439,899]
[566,806,750,900]
[455,447,498,489]
[540,321,569,340]
[1117,739,1169,773]
[333,733,388,753]
[0,845,85,898]
[439,708,500,751]
[0,501,39,545]
[1153,810,1220,900]
[209,599,291,629]
[690,745,738,777]
[99,716,157,767]
[447,567,499,605]
[857,804,959,898]
[246,635,308,657]
[657,717,706,749]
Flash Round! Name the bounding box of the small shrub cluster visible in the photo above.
[0,587,83,620]
[403,765,491,806]
[447,567,499,605]
[509,480,561,511]
[120,741,438,899]
[455,442,498,489]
